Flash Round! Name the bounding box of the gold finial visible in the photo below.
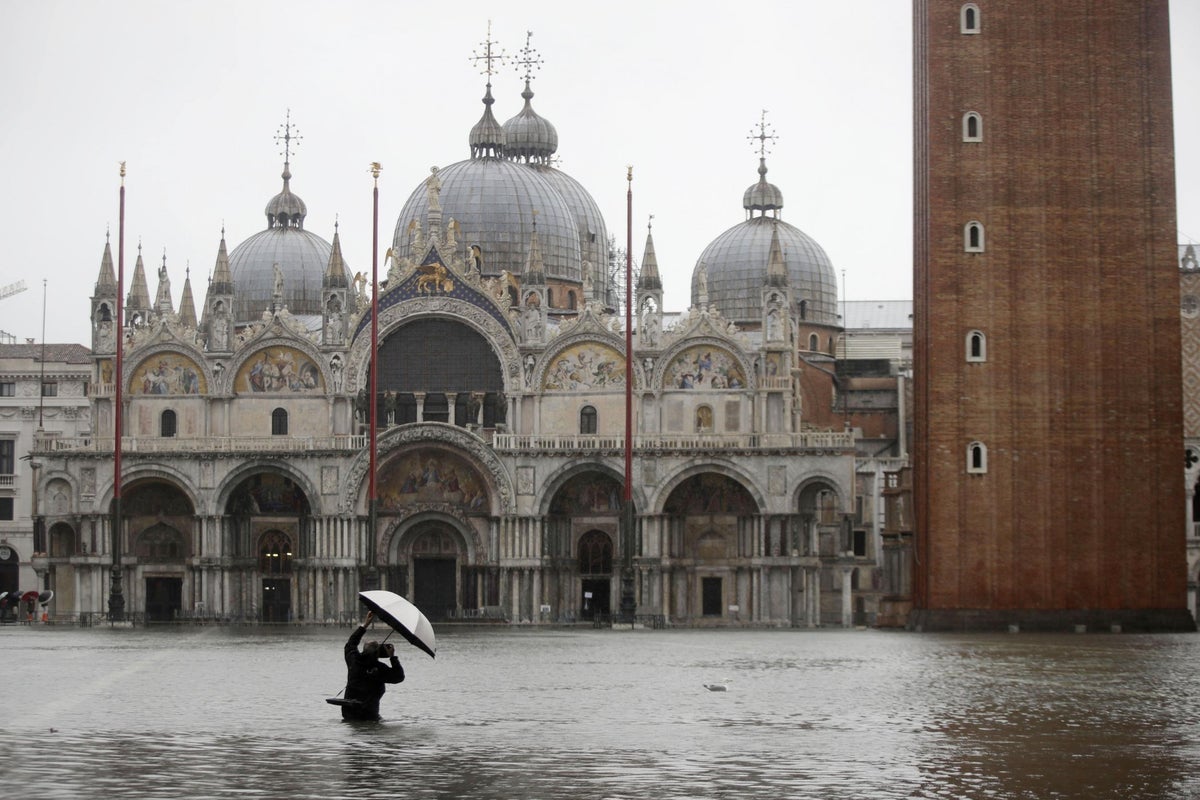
[748,109,777,158]
[471,20,506,79]
[119,161,126,184]
[275,109,303,164]
[515,30,543,84]
[626,165,633,183]
[370,162,382,184]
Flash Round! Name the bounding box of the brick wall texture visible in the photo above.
[912,0,1189,622]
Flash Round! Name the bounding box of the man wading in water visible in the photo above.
[341,610,405,721]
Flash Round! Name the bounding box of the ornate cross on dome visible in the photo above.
[275,109,303,163]
[471,20,506,78]
[748,109,777,158]
[515,30,543,84]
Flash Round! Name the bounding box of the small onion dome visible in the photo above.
[502,81,558,164]
[265,163,308,229]
[470,82,506,159]
[743,158,784,215]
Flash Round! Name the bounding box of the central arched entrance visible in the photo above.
[409,522,461,622]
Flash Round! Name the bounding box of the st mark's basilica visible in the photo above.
[18,39,901,628]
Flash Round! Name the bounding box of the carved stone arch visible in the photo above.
[226,337,330,395]
[534,333,646,392]
[345,298,521,394]
[655,337,756,391]
[342,422,514,515]
[382,509,483,566]
[100,464,201,516]
[537,460,647,517]
[214,461,322,518]
[125,347,211,396]
[36,469,80,516]
[653,460,766,515]
[792,472,849,514]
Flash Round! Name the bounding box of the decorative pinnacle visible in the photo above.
[648,214,654,231]
[514,30,543,84]
[275,109,303,164]
[370,162,382,184]
[471,20,506,80]
[748,109,777,158]
[627,165,633,184]
[119,161,126,183]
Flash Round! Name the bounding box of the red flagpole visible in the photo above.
[109,162,127,621]
[624,167,633,504]
[368,163,381,582]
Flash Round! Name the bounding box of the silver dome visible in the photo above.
[692,216,837,325]
[530,165,609,298]
[229,227,345,321]
[392,156,583,282]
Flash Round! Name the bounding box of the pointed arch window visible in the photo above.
[259,530,293,574]
[580,405,597,434]
[961,3,980,33]
[271,407,289,436]
[965,221,985,252]
[963,112,982,142]
[966,330,987,362]
[967,441,988,473]
[160,409,177,438]
[808,333,820,351]
[568,291,577,310]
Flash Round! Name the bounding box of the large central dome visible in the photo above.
[392,53,608,295]
[392,157,583,282]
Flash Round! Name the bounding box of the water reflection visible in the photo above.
[2,627,1198,799]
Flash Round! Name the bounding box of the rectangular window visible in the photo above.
[0,382,14,397]
[0,440,14,475]
[0,497,13,521]
[41,382,57,397]
[853,529,867,557]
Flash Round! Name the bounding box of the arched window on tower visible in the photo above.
[965,221,985,252]
[808,333,819,351]
[966,330,987,362]
[160,409,177,438]
[579,405,597,434]
[568,290,577,310]
[961,3,981,33]
[271,407,289,436]
[967,441,988,473]
[963,112,982,142]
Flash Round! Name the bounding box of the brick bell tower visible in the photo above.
[911,0,1194,631]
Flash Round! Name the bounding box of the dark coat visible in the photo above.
[342,625,405,720]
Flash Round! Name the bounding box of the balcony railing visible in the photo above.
[0,473,14,488]
[492,431,854,452]
[35,435,368,455]
[34,429,854,457]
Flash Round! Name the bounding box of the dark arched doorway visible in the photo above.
[408,523,462,622]
[259,530,293,622]
[578,530,613,617]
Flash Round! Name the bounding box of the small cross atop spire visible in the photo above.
[471,20,506,79]
[748,109,778,158]
[515,30,543,84]
[275,109,303,164]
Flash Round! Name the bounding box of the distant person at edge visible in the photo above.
[342,610,405,721]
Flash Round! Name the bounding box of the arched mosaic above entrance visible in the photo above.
[235,346,323,393]
[130,353,206,395]
[664,473,757,515]
[379,448,489,513]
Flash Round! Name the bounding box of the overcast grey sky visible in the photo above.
[2,1,1197,345]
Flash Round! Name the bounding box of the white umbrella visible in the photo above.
[358,590,437,659]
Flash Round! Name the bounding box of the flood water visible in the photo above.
[1,625,1197,799]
